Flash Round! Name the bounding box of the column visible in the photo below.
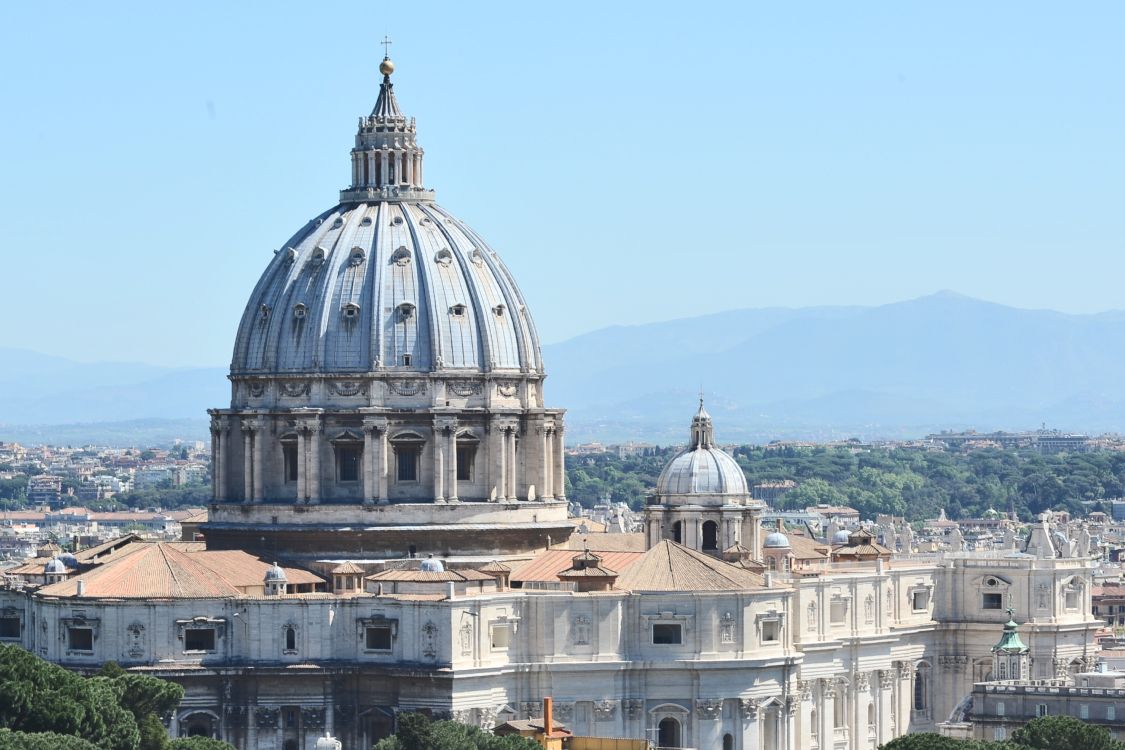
[253,417,266,502]
[434,441,445,503]
[506,426,518,500]
[210,417,221,501]
[296,428,307,503]
[307,420,321,504]
[404,151,412,185]
[540,425,553,502]
[363,422,376,505]
[446,427,458,503]
[381,149,389,186]
[378,427,389,502]
[242,422,254,502]
[553,423,566,500]
[497,426,508,501]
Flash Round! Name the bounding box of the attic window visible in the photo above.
[402,354,412,367]
[293,303,307,320]
[398,303,416,320]
[450,304,467,317]
[349,247,366,266]
[283,247,298,264]
[434,248,453,266]
[332,217,344,229]
[392,247,411,266]
[493,304,506,317]
[310,247,327,266]
[342,303,361,320]
[391,216,404,226]
[259,304,271,320]
[360,216,372,226]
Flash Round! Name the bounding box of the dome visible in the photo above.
[229,59,540,379]
[45,557,66,574]
[58,552,78,567]
[264,562,287,583]
[832,529,852,544]
[419,556,445,573]
[655,400,748,499]
[764,532,790,549]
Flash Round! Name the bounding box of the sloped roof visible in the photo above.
[367,568,494,583]
[558,533,647,552]
[36,542,322,599]
[511,549,646,584]
[616,540,765,592]
[331,562,365,575]
[760,530,828,561]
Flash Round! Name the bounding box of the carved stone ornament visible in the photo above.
[447,379,482,396]
[739,697,760,716]
[720,611,736,644]
[301,708,325,729]
[695,699,723,720]
[255,707,280,728]
[820,678,836,699]
[126,622,145,657]
[879,670,894,690]
[553,702,574,721]
[785,695,801,715]
[451,709,473,725]
[248,381,268,398]
[279,381,310,397]
[496,379,520,397]
[897,661,912,680]
[421,621,439,660]
[478,708,498,730]
[388,379,427,396]
[623,699,644,719]
[460,622,474,656]
[593,700,618,721]
[328,380,369,397]
[854,671,870,691]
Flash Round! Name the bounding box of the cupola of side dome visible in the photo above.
[341,42,433,204]
[691,398,714,448]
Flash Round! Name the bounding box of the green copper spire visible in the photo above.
[992,607,1030,653]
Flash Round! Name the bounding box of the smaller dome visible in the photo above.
[45,557,66,574]
[419,555,445,573]
[264,562,287,582]
[764,532,790,549]
[58,552,78,567]
[832,529,852,544]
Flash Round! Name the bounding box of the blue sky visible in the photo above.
[2,2,1123,366]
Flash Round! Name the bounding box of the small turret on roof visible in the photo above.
[557,546,619,592]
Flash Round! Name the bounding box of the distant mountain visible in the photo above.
[541,292,1125,442]
[7,292,1125,445]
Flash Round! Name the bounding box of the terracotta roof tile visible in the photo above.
[616,541,765,592]
[511,549,645,584]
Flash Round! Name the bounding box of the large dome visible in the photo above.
[654,402,749,500]
[230,201,541,375]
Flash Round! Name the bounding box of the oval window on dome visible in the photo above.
[360,216,372,227]
[398,302,416,319]
[492,304,506,317]
[391,215,404,226]
[450,303,467,317]
[392,247,411,266]
[332,217,344,229]
[434,248,453,267]
[292,303,307,320]
[469,249,485,267]
[259,304,271,320]
[283,247,298,265]
[342,303,361,320]
[349,247,366,266]
[310,247,327,266]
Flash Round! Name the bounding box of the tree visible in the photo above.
[168,739,236,750]
[372,713,540,750]
[877,734,1011,750]
[0,729,100,750]
[1010,715,1119,750]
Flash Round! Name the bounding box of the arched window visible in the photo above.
[391,435,424,482]
[810,708,818,737]
[914,670,927,711]
[671,521,682,544]
[834,690,846,728]
[867,702,875,727]
[722,733,733,750]
[657,717,681,749]
[702,520,718,551]
[284,626,296,652]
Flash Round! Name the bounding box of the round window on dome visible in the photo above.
[259,304,271,320]
[349,247,366,266]
[392,247,411,266]
[292,303,307,320]
[398,302,416,320]
[434,248,453,266]
[450,304,467,318]
[492,304,506,317]
[310,247,327,266]
[342,303,361,320]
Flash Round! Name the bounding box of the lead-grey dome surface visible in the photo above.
[231,201,541,375]
[656,446,749,496]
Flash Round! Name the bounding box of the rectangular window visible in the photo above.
[490,624,511,650]
[1081,704,1090,719]
[337,444,361,482]
[1037,704,1048,718]
[395,444,420,482]
[994,728,1007,741]
[184,628,216,652]
[996,701,1005,717]
[652,623,682,645]
[283,443,298,483]
[456,444,476,482]
[68,627,93,652]
[982,593,1004,610]
[365,626,392,651]
[0,617,19,639]
[761,620,780,643]
[1066,590,1080,610]
[912,591,930,611]
[1109,705,1117,721]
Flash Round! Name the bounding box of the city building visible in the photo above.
[0,53,1104,750]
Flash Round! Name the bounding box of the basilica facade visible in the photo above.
[0,55,1103,750]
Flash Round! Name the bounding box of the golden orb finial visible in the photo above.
[379,58,395,76]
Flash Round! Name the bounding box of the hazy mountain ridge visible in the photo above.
[6,293,1125,445]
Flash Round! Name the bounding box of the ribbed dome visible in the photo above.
[655,401,748,500]
[764,531,790,549]
[231,202,540,375]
